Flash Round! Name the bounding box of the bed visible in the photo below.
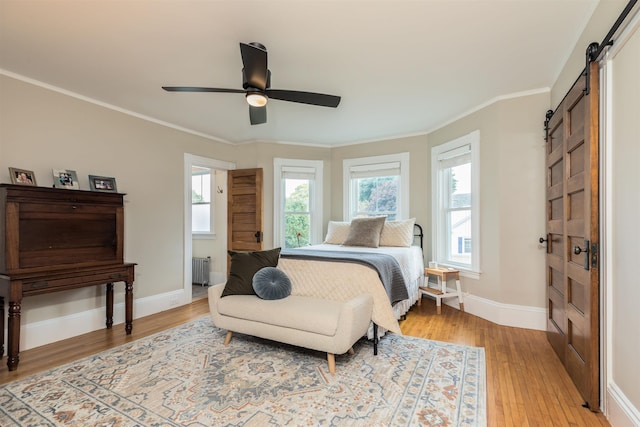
[278,217,424,337]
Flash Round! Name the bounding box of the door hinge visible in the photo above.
[591,242,599,269]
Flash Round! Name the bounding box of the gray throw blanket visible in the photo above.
[280,249,409,305]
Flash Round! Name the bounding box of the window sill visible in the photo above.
[435,263,481,280]
[193,233,217,240]
[459,269,480,280]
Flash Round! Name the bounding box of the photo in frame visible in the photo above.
[53,169,80,190]
[88,175,117,192]
[9,167,37,186]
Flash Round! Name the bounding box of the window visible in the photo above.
[192,166,214,236]
[432,131,480,274]
[273,158,323,248]
[343,153,409,220]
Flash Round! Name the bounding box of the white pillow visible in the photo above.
[324,221,351,244]
[379,218,416,247]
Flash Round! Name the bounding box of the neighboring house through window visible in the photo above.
[343,152,410,221]
[431,130,480,274]
[273,158,323,248]
[192,165,215,237]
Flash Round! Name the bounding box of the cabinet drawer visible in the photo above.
[22,270,130,295]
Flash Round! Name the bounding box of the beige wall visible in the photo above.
[0,74,237,323]
[608,17,640,422]
[428,93,549,306]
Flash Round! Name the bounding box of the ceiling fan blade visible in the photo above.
[240,42,268,90]
[162,86,245,93]
[249,105,267,125]
[265,89,341,108]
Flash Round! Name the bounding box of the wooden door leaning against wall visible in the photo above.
[227,168,264,271]
[543,61,600,411]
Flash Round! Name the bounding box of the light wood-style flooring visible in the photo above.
[0,296,611,426]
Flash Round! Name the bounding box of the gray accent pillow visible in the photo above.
[252,267,292,300]
[342,216,386,247]
[221,248,281,297]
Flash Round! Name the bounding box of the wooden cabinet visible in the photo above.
[0,184,135,371]
[0,184,124,273]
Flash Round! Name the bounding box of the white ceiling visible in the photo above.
[0,0,600,147]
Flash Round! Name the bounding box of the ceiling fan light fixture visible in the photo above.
[246,92,268,107]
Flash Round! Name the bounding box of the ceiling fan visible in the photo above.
[162,42,341,125]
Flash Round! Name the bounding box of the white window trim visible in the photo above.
[273,158,324,247]
[342,152,410,220]
[185,154,234,240]
[431,131,480,276]
[191,167,215,239]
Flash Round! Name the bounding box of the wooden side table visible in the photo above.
[419,267,464,314]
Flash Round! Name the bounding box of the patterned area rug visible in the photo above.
[0,317,486,426]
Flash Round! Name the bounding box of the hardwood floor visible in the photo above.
[0,297,611,426]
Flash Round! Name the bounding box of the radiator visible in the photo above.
[192,256,211,286]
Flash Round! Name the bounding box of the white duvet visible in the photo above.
[278,244,424,335]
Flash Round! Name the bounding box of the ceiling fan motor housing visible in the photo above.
[243,69,271,90]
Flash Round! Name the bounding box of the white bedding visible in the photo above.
[278,244,424,335]
[296,244,424,286]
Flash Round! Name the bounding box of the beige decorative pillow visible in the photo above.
[380,218,416,247]
[342,217,386,247]
[324,221,351,244]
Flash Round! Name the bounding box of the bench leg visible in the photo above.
[373,323,378,355]
[224,331,233,345]
[327,353,335,374]
[347,347,355,355]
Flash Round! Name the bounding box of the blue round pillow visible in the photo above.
[252,267,292,300]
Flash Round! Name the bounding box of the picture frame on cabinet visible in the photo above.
[9,167,37,186]
[53,169,80,190]
[88,175,117,192]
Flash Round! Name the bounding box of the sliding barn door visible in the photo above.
[227,168,264,258]
[544,62,599,411]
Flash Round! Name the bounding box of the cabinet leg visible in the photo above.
[0,296,4,359]
[106,283,114,329]
[125,281,133,335]
[7,299,21,371]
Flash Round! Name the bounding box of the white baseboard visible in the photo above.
[606,383,640,427]
[3,289,188,352]
[4,289,544,354]
[440,291,547,330]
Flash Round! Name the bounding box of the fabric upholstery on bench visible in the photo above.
[208,283,373,374]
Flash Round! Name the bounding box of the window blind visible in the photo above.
[437,144,471,169]
[349,161,401,179]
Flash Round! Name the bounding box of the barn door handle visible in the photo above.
[573,245,589,255]
[574,239,590,270]
[254,231,262,243]
[539,235,549,253]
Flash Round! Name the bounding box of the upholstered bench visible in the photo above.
[208,283,373,374]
